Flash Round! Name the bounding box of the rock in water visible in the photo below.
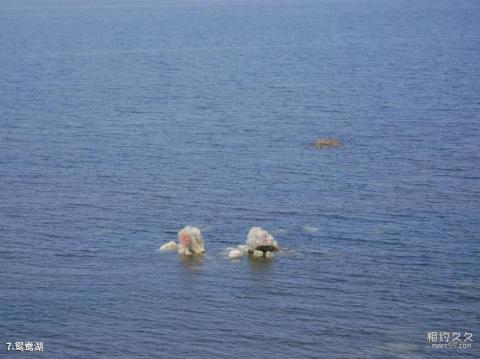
[178,225,205,255]
[252,250,264,257]
[246,227,273,250]
[246,226,279,255]
[159,241,178,251]
[314,138,341,149]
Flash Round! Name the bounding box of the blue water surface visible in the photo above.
[1,0,479,358]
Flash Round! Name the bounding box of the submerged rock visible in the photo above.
[228,248,242,259]
[226,244,249,259]
[159,241,178,251]
[178,225,205,255]
[314,138,341,149]
[237,245,249,255]
[303,225,319,234]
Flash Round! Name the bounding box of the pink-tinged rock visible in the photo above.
[177,226,205,255]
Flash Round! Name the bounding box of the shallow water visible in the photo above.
[1,0,479,357]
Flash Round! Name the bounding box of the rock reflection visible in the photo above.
[247,255,273,283]
[179,254,204,273]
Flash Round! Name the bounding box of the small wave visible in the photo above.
[302,225,319,234]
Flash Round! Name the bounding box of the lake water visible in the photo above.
[1,0,479,357]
